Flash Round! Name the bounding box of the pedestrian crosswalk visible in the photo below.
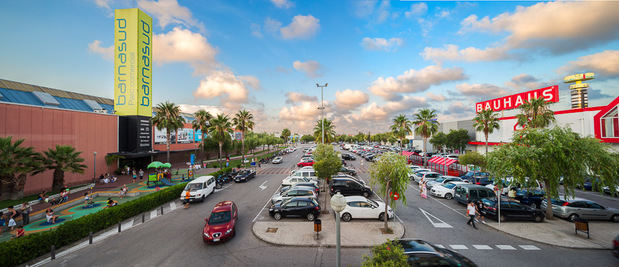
[257,167,293,175]
[433,244,541,251]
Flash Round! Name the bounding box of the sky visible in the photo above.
[0,0,618,135]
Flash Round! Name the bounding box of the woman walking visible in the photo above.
[20,202,32,225]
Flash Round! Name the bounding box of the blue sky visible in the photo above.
[0,0,618,134]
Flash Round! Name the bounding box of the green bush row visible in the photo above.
[0,182,187,266]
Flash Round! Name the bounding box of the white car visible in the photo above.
[281,176,318,187]
[340,196,393,222]
[272,156,283,164]
[426,176,465,191]
[430,181,468,199]
[415,171,440,183]
[412,169,431,182]
[179,176,216,202]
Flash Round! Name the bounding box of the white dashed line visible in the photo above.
[472,245,493,250]
[496,245,516,250]
[449,245,468,250]
[519,245,541,250]
[434,244,445,248]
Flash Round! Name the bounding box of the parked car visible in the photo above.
[203,201,238,243]
[481,198,545,222]
[297,158,314,167]
[234,169,256,183]
[329,177,373,198]
[415,172,441,184]
[281,176,318,187]
[603,185,619,196]
[430,182,468,199]
[271,186,317,204]
[454,184,496,205]
[411,169,431,182]
[340,196,393,222]
[339,166,357,176]
[426,176,464,191]
[395,239,477,267]
[291,166,317,179]
[280,182,320,196]
[342,153,356,160]
[460,171,489,182]
[540,197,619,222]
[272,156,283,164]
[514,189,545,209]
[180,176,216,203]
[269,197,321,221]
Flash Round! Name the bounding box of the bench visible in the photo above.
[574,219,589,239]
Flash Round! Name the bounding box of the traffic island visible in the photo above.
[252,212,404,248]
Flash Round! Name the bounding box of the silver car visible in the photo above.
[271,186,317,204]
[541,197,619,222]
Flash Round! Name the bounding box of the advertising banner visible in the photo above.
[234,131,243,141]
[154,128,176,144]
[177,128,193,143]
[475,85,559,113]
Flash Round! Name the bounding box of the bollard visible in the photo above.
[160,206,164,215]
[89,232,93,244]
[118,222,121,232]
[51,245,55,260]
[142,213,145,223]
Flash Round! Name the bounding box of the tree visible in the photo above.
[473,108,500,156]
[192,109,213,159]
[301,134,314,143]
[151,101,186,163]
[208,113,233,169]
[281,128,291,143]
[390,114,412,148]
[429,132,447,153]
[313,118,336,143]
[362,239,408,267]
[104,154,124,173]
[233,109,255,166]
[43,145,87,191]
[446,129,470,153]
[413,108,438,166]
[369,152,409,231]
[0,137,44,200]
[516,97,556,129]
[312,144,342,205]
[458,151,486,170]
[487,127,619,219]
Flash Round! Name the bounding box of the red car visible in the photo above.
[297,159,314,167]
[203,201,238,244]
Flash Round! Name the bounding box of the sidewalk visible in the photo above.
[484,218,618,249]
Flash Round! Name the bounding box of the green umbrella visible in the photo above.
[147,161,164,169]
[162,163,172,168]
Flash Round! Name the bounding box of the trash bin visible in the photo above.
[314,218,321,232]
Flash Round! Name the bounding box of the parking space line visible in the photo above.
[408,184,468,218]
[419,208,453,228]
[519,245,541,250]
[449,245,468,250]
[496,245,516,250]
[252,184,282,222]
[472,245,493,250]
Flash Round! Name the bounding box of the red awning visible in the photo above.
[436,157,448,165]
[429,157,441,163]
[443,158,457,166]
[401,151,414,157]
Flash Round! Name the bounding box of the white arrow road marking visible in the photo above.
[419,208,453,228]
[259,180,268,191]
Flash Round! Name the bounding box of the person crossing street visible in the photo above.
[466,201,477,229]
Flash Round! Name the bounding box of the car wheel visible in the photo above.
[274,212,282,220]
[379,212,385,221]
[611,214,619,223]
[200,196,205,203]
[342,212,352,222]
[534,215,543,222]
[445,193,453,200]
[306,213,315,221]
[363,191,370,198]
[568,214,579,222]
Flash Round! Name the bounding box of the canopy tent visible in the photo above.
[147,161,164,169]
[428,156,441,164]
[443,158,458,166]
[162,163,172,168]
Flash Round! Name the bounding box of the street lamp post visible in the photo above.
[330,192,346,267]
[93,152,97,182]
[316,83,328,144]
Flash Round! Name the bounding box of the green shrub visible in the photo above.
[0,182,187,266]
[362,239,408,267]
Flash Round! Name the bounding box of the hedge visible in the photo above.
[0,182,187,266]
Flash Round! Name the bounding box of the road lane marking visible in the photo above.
[259,180,268,191]
[473,245,492,250]
[519,245,540,250]
[496,245,516,250]
[449,245,468,250]
[419,208,453,228]
[214,184,232,192]
[408,184,467,218]
[252,184,282,222]
[434,244,445,248]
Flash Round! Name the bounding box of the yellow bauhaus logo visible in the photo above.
[114,8,152,117]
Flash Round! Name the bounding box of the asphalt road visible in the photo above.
[43,145,618,267]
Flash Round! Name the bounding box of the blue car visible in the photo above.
[460,171,489,182]
[515,189,545,209]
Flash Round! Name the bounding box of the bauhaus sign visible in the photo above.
[114,8,152,117]
[475,85,559,113]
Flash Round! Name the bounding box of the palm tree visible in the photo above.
[281,128,291,143]
[209,113,233,169]
[516,97,556,129]
[233,109,254,166]
[151,102,186,163]
[43,145,87,191]
[390,114,412,148]
[473,109,500,156]
[313,119,336,143]
[413,108,439,166]
[192,109,213,160]
[0,137,44,199]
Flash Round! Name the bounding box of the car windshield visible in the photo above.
[185,183,202,191]
[435,178,445,183]
[443,184,456,189]
[208,211,231,225]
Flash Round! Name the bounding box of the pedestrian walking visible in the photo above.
[466,201,477,229]
[139,169,144,180]
[476,200,486,224]
[20,202,31,225]
[132,170,137,183]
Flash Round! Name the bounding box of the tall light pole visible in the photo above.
[331,192,346,267]
[316,83,328,144]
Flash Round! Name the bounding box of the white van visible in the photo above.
[291,167,318,181]
[179,176,216,202]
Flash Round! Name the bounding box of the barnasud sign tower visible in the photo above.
[114,8,153,153]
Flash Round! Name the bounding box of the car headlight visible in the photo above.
[226,229,232,234]
[204,232,210,238]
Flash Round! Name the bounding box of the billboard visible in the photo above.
[475,85,559,113]
[114,8,152,117]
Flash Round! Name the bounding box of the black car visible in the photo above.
[339,166,357,176]
[515,189,545,209]
[395,239,477,267]
[480,198,545,222]
[234,169,256,183]
[342,153,356,160]
[329,177,373,198]
[269,197,321,221]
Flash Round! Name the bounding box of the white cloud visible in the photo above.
[456,83,510,99]
[426,92,446,102]
[178,104,223,115]
[405,2,427,18]
[239,75,261,90]
[459,1,619,54]
[250,23,262,38]
[285,92,318,104]
[193,71,252,109]
[505,74,544,90]
[353,0,378,18]
[138,0,205,31]
[375,0,391,23]
[334,89,369,110]
[361,37,403,52]
[153,27,218,74]
[279,101,323,121]
[281,15,320,40]
[369,65,467,100]
[88,40,113,60]
[271,0,293,9]
[293,60,322,78]
[558,50,619,77]
[264,17,282,34]
[358,102,389,121]
[437,10,450,18]
[421,44,509,63]
[94,0,112,9]
[384,95,427,113]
